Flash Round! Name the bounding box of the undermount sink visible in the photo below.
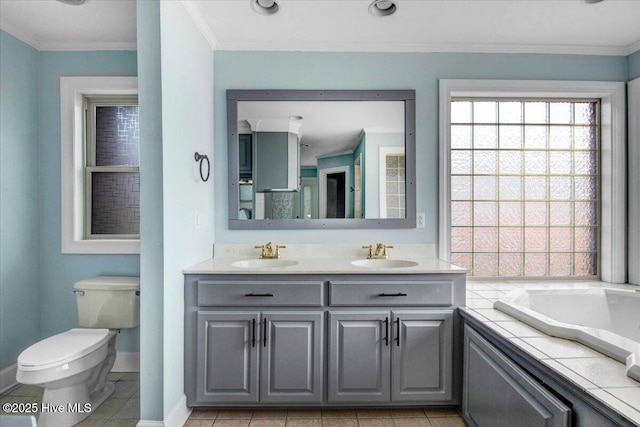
[351,259,419,269]
[231,259,299,269]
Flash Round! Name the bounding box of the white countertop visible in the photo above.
[183,243,468,275]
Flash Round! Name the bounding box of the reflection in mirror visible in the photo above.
[238,101,405,220]
[227,90,415,229]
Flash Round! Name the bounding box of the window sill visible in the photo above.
[62,238,140,255]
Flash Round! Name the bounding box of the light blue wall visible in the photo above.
[159,0,215,418]
[137,0,164,421]
[0,31,41,371]
[214,51,627,243]
[38,50,139,354]
[630,50,640,81]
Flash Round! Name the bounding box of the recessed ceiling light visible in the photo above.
[289,115,303,121]
[582,0,604,3]
[251,0,279,15]
[368,0,397,17]
[56,0,87,5]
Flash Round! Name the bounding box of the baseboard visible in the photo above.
[0,363,18,394]
[136,395,191,427]
[111,352,140,372]
[165,394,191,427]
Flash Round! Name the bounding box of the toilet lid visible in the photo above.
[18,329,110,370]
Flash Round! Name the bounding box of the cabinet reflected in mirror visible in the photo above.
[228,90,416,229]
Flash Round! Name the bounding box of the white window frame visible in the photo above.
[61,76,139,254]
[439,80,626,283]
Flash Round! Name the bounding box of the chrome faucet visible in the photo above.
[362,243,394,259]
[255,242,286,259]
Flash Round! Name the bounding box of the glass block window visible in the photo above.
[385,154,406,218]
[85,97,140,238]
[450,99,599,277]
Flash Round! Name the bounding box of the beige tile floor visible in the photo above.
[184,408,466,427]
[0,372,139,427]
[2,376,466,427]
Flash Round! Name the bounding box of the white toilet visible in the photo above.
[16,276,139,427]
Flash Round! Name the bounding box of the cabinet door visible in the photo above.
[391,310,453,402]
[260,311,324,403]
[328,311,390,402]
[463,325,570,427]
[196,311,259,403]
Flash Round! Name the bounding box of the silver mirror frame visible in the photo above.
[227,89,416,229]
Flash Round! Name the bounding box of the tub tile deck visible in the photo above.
[463,280,640,425]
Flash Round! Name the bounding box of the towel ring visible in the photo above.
[194,152,210,182]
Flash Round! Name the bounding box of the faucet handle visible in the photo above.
[383,245,393,257]
[362,245,374,259]
[254,244,266,258]
[275,245,286,258]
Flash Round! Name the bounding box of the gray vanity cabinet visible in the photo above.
[260,311,324,403]
[186,273,466,408]
[392,311,453,402]
[328,310,453,403]
[328,311,391,403]
[196,310,323,404]
[196,311,259,403]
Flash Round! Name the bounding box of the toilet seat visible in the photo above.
[18,329,110,371]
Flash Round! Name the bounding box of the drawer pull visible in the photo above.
[244,293,274,297]
[378,292,408,297]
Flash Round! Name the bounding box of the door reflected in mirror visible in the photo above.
[227,90,416,229]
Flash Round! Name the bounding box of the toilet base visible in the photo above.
[37,380,115,427]
[35,333,118,427]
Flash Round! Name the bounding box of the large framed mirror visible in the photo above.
[227,90,416,229]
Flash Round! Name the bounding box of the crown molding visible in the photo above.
[38,41,136,51]
[627,39,640,56]
[1,21,136,51]
[181,0,217,51]
[214,40,634,57]
[0,20,40,50]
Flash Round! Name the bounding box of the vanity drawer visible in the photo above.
[329,281,452,306]
[197,280,324,306]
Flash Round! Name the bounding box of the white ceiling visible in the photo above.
[0,0,137,51]
[1,0,639,55]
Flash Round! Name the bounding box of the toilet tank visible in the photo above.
[74,276,140,329]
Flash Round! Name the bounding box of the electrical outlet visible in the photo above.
[417,212,425,228]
